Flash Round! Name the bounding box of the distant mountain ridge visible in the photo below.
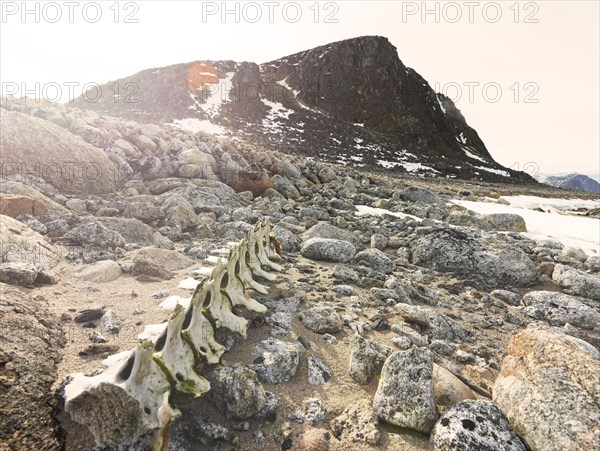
[71,36,536,183]
[535,173,600,193]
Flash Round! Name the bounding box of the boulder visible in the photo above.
[330,400,381,445]
[250,339,304,384]
[0,195,48,218]
[348,336,392,384]
[73,260,122,283]
[431,400,526,450]
[0,110,119,194]
[0,215,60,270]
[132,248,193,272]
[552,264,600,300]
[354,248,396,273]
[493,328,600,450]
[432,364,475,414]
[373,349,438,433]
[208,365,266,420]
[400,186,439,204]
[300,238,356,263]
[300,306,343,334]
[521,290,600,330]
[0,284,64,450]
[303,223,363,250]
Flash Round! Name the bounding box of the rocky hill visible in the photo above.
[537,173,600,193]
[70,36,535,183]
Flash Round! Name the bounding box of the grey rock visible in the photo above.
[552,264,600,300]
[395,304,466,341]
[370,233,388,250]
[410,230,538,288]
[307,354,332,385]
[348,335,392,384]
[73,260,122,283]
[401,186,439,204]
[521,290,600,330]
[304,222,362,249]
[65,221,126,249]
[354,248,396,273]
[250,338,304,384]
[46,218,70,237]
[304,398,326,425]
[98,217,155,246]
[300,306,343,334]
[208,364,266,420]
[481,213,527,232]
[272,175,301,199]
[431,400,526,451]
[100,310,123,334]
[332,265,359,283]
[332,285,354,296]
[123,202,165,223]
[330,400,381,445]
[65,198,88,214]
[0,262,38,286]
[490,289,520,306]
[373,349,438,433]
[561,246,588,263]
[300,238,356,263]
[272,225,301,253]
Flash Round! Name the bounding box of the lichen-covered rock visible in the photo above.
[373,349,438,433]
[307,354,332,385]
[330,400,381,445]
[431,400,526,450]
[492,328,600,450]
[401,186,439,204]
[348,336,392,384]
[300,238,356,263]
[354,248,396,273]
[208,364,267,420]
[481,213,527,232]
[300,306,343,334]
[66,221,126,248]
[250,339,304,384]
[521,290,600,329]
[409,229,538,288]
[552,264,600,300]
[303,222,363,249]
[0,283,65,450]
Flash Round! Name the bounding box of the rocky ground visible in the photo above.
[1,97,599,451]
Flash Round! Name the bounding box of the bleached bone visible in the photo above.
[236,239,269,294]
[153,304,211,397]
[64,341,177,448]
[184,279,226,364]
[200,260,249,336]
[246,233,278,282]
[63,216,284,448]
[219,244,267,313]
[251,220,284,272]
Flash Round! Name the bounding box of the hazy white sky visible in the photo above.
[1,1,598,175]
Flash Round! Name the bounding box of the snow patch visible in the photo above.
[452,198,600,255]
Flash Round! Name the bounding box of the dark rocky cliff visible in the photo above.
[71,36,535,183]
